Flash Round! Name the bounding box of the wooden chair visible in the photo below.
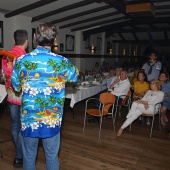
[83,92,116,138]
[129,102,162,137]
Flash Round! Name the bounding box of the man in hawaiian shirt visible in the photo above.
[2,29,28,167]
[11,23,78,170]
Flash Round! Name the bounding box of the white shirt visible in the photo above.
[111,78,131,97]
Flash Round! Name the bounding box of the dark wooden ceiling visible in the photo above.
[0,0,170,45]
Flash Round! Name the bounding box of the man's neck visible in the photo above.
[37,45,51,50]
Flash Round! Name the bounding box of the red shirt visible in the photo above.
[2,46,26,105]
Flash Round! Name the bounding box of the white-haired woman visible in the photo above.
[117,79,164,136]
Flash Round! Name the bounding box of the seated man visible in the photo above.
[102,68,115,89]
[89,70,130,123]
[108,67,122,92]
[95,69,115,107]
[109,70,131,104]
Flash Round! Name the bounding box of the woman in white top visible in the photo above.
[117,79,164,136]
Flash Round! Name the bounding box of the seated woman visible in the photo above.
[159,71,170,126]
[133,71,149,101]
[117,79,164,136]
[129,68,139,86]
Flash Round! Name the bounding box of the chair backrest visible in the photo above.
[121,89,131,106]
[99,92,115,113]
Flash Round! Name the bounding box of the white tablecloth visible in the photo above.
[65,85,106,108]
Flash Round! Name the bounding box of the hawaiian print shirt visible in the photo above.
[1,46,26,105]
[11,47,78,138]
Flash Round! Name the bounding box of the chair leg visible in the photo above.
[118,106,121,117]
[150,116,155,137]
[113,107,118,132]
[99,117,103,139]
[159,113,161,132]
[83,113,87,132]
[111,112,115,132]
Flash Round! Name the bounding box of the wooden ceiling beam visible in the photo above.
[5,0,58,18]
[72,16,128,32]
[60,11,120,29]
[51,5,111,24]
[107,27,170,35]
[83,17,170,35]
[118,33,125,40]
[164,31,168,40]
[31,0,97,22]
[112,39,170,45]
[132,32,138,40]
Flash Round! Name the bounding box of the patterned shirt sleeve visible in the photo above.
[11,60,22,92]
[66,60,79,82]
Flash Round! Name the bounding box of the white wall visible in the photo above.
[0,13,39,51]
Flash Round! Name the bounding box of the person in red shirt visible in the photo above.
[1,29,28,167]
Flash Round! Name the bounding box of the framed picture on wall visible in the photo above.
[60,43,64,52]
[65,34,74,51]
[96,37,102,50]
[0,21,3,48]
[32,28,37,49]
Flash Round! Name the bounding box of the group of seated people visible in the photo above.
[87,65,170,136]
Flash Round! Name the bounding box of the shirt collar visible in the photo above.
[33,46,51,53]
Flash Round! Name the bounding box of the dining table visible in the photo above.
[65,83,107,118]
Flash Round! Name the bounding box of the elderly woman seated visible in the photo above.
[159,71,170,127]
[117,79,164,136]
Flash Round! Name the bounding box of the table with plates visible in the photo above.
[65,83,107,118]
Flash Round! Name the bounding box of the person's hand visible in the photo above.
[135,100,141,104]
[114,78,120,83]
[144,104,149,110]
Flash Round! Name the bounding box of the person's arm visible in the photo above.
[108,77,120,90]
[113,80,130,95]
[67,60,79,83]
[138,91,164,106]
[11,60,22,92]
[155,61,162,70]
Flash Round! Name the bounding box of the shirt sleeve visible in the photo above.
[156,61,162,71]
[113,80,130,95]
[141,91,164,105]
[11,60,22,92]
[66,60,78,83]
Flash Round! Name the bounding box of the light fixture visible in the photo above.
[109,49,112,55]
[53,39,58,53]
[90,46,96,54]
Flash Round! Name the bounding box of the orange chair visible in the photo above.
[83,92,116,138]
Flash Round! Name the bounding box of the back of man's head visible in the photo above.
[14,29,28,46]
[36,22,57,46]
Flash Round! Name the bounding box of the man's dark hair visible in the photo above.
[36,23,57,46]
[14,29,28,46]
